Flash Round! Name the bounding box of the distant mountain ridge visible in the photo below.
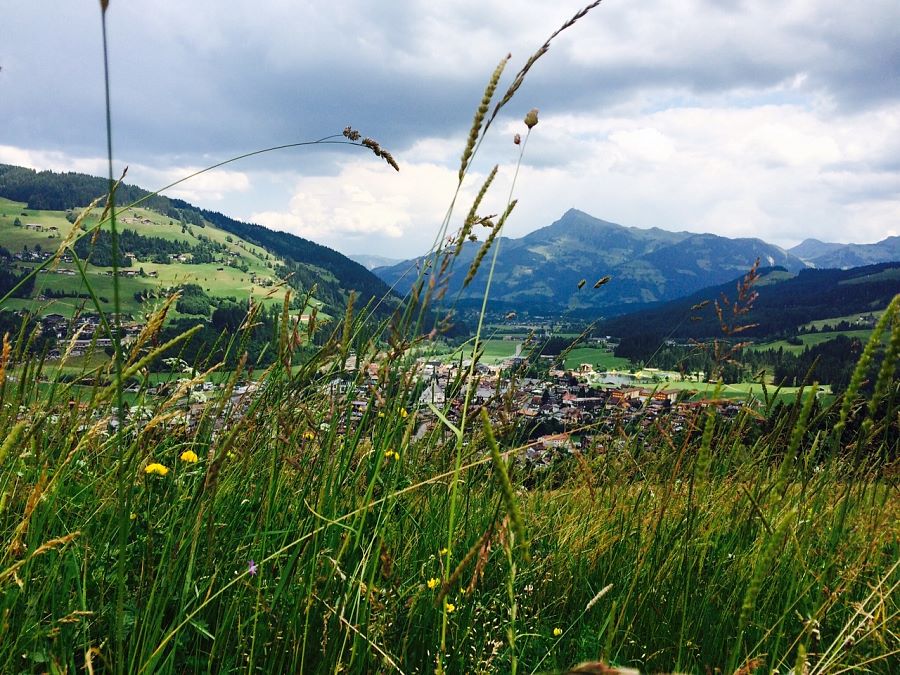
[374,209,809,317]
[789,236,900,269]
[594,261,900,341]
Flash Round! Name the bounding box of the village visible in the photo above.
[29,310,755,470]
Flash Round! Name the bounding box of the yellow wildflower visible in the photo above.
[553,627,563,637]
[399,407,408,418]
[302,430,315,440]
[129,512,137,521]
[384,450,400,461]
[439,547,449,556]
[427,577,440,590]
[144,463,169,476]
[180,450,199,463]
[445,601,456,613]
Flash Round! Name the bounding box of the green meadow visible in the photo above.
[749,329,876,355]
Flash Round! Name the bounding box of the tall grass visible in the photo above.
[1,2,898,673]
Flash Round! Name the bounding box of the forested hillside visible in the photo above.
[0,163,396,313]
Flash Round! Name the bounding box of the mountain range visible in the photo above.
[789,236,900,269]
[374,209,813,317]
[3,163,897,327]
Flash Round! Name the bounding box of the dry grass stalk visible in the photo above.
[455,164,499,256]
[0,332,10,389]
[486,1,604,130]
[6,469,49,559]
[360,137,399,171]
[52,194,104,268]
[127,291,179,362]
[585,582,613,612]
[0,532,81,585]
[95,324,204,405]
[463,199,517,289]
[436,522,495,604]
[459,55,510,182]
[572,450,597,502]
[481,407,529,559]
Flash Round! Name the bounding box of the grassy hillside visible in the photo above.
[0,164,399,320]
[597,263,900,342]
[0,196,289,317]
[748,329,876,355]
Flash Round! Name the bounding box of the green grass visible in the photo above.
[563,346,628,371]
[1,198,289,318]
[0,303,897,673]
[749,329,875,354]
[438,338,521,364]
[1,8,898,672]
[802,309,884,331]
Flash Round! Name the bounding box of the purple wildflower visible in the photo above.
[248,560,257,576]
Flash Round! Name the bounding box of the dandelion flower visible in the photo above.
[553,627,563,637]
[180,450,199,463]
[427,577,440,590]
[445,601,456,613]
[144,463,169,476]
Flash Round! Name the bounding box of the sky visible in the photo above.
[2,1,899,259]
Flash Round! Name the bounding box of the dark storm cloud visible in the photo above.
[3,1,898,170]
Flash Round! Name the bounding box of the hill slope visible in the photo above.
[374,208,809,317]
[594,262,900,342]
[0,163,396,318]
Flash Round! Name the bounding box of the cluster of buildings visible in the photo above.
[42,313,142,358]
[320,352,756,469]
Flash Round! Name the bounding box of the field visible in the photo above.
[749,329,875,354]
[562,346,629,371]
[802,309,884,331]
[1,196,289,317]
[438,338,521,364]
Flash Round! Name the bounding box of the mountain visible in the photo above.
[374,208,809,317]
[349,253,402,270]
[790,235,900,269]
[594,262,900,342]
[788,238,846,263]
[0,163,396,317]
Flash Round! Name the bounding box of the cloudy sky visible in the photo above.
[2,1,898,258]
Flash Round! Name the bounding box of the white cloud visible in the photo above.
[0,145,251,204]
[250,160,471,253]
[0,145,108,178]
